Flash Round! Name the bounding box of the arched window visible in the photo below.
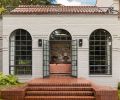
[9,29,32,75]
[89,29,112,75]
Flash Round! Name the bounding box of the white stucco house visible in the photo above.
[0,0,120,88]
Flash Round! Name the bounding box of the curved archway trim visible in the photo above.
[49,29,72,40]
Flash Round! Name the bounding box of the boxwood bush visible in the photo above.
[0,73,19,85]
[118,82,120,90]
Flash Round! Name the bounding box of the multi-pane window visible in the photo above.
[10,29,32,75]
[89,29,112,75]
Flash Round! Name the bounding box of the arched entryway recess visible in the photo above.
[43,29,78,77]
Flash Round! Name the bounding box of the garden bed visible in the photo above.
[0,84,26,99]
[0,73,26,99]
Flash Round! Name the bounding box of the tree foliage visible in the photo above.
[0,0,20,7]
[0,0,51,14]
[0,7,6,14]
[20,0,51,5]
[0,0,51,8]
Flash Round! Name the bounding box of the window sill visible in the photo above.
[89,75,112,77]
[16,75,32,78]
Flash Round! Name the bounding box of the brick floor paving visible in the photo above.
[28,76,91,86]
[1,75,118,100]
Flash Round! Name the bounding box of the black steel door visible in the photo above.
[43,40,50,77]
[71,40,78,77]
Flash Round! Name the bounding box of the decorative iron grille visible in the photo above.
[43,40,50,77]
[9,29,32,75]
[89,29,112,75]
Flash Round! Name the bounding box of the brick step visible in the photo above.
[26,86,93,91]
[25,96,95,100]
[28,83,91,87]
[26,91,94,96]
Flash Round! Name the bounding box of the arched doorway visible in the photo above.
[43,29,78,78]
[49,29,72,75]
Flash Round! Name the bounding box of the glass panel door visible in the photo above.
[43,40,50,77]
[72,40,78,77]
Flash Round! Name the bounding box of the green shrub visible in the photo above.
[118,82,120,89]
[118,90,120,100]
[0,73,19,85]
[0,7,6,14]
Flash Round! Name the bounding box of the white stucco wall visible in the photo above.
[0,17,2,72]
[96,0,113,7]
[2,14,120,87]
[97,0,119,11]
[113,0,119,10]
[0,17,2,35]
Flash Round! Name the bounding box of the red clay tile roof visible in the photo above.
[10,5,113,15]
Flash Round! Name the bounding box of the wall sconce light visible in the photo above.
[38,39,42,47]
[79,39,83,47]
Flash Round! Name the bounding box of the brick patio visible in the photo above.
[1,76,118,100]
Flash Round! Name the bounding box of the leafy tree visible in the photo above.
[0,7,6,14]
[0,0,52,14]
[9,0,20,6]
[20,0,51,5]
[20,0,31,5]
[0,0,51,8]
[0,0,20,8]
[34,0,51,5]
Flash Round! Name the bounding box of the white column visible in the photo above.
[3,36,9,75]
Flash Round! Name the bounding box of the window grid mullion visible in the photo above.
[10,29,32,75]
[89,29,112,75]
